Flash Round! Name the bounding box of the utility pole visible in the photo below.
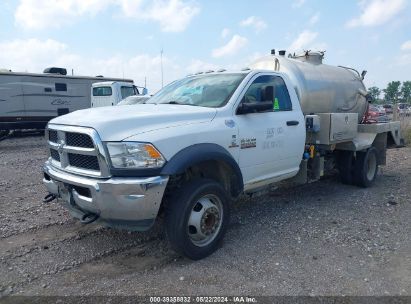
[160,48,164,88]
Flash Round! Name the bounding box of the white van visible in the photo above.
[91,81,148,107]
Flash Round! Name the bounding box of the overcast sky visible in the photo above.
[0,0,410,93]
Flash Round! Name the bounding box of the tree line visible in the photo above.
[368,81,411,104]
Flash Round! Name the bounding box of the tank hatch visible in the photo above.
[291,51,325,65]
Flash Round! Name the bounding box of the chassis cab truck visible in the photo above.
[91,81,148,107]
[43,51,402,259]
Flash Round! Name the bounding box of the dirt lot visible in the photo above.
[0,134,410,297]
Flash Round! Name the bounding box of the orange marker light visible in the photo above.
[144,145,162,159]
[309,145,315,158]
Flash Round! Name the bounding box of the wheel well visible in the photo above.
[159,160,241,216]
[184,160,240,198]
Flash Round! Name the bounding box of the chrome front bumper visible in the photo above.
[43,161,169,231]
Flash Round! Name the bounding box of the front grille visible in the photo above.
[66,132,94,148]
[68,153,100,171]
[49,130,58,143]
[47,126,108,177]
[50,149,60,162]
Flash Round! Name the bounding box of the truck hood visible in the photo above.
[50,104,217,141]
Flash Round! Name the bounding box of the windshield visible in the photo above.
[147,73,246,108]
[121,86,136,99]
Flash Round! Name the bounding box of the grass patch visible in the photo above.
[399,116,411,145]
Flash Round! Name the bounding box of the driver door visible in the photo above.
[235,74,304,189]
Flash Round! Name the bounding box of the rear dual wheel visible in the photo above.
[337,147,378,188]
[353,147,378,187]
[337,150,355,185]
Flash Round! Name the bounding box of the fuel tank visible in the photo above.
[249,52,368,122]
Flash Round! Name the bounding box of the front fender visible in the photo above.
[160,143,243,196]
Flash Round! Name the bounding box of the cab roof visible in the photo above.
[92,81,134,87]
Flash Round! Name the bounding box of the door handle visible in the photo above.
[286,120,299,126]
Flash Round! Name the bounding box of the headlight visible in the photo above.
[106,142,166,169]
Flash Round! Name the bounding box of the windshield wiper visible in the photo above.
[163,100,198,106]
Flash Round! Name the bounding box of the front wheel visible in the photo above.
[165,179,230,260]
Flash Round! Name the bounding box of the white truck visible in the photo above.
[42,51,402,260]
[91,81,148,107]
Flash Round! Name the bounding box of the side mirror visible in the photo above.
[237,85,276,114]
[237,100,273,114]
[142,88,148,95]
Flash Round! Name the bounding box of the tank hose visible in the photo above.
[43,193,57,203]
[274,58,280,71]
[80,213,99,225]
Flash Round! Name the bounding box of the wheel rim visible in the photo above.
[366,152,377,181]
[187,194,223,247]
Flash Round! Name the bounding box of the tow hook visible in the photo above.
[80,213,99,224]
[43,193,57,203]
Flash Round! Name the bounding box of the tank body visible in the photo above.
[250,53,368,122]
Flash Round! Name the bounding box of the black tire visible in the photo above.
[337,150,355,185]
[353,147,379,188]
[165,178,230,260]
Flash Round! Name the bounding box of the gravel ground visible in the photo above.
[0,134,410,297]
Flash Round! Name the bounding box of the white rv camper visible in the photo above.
[0,67,133,131]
